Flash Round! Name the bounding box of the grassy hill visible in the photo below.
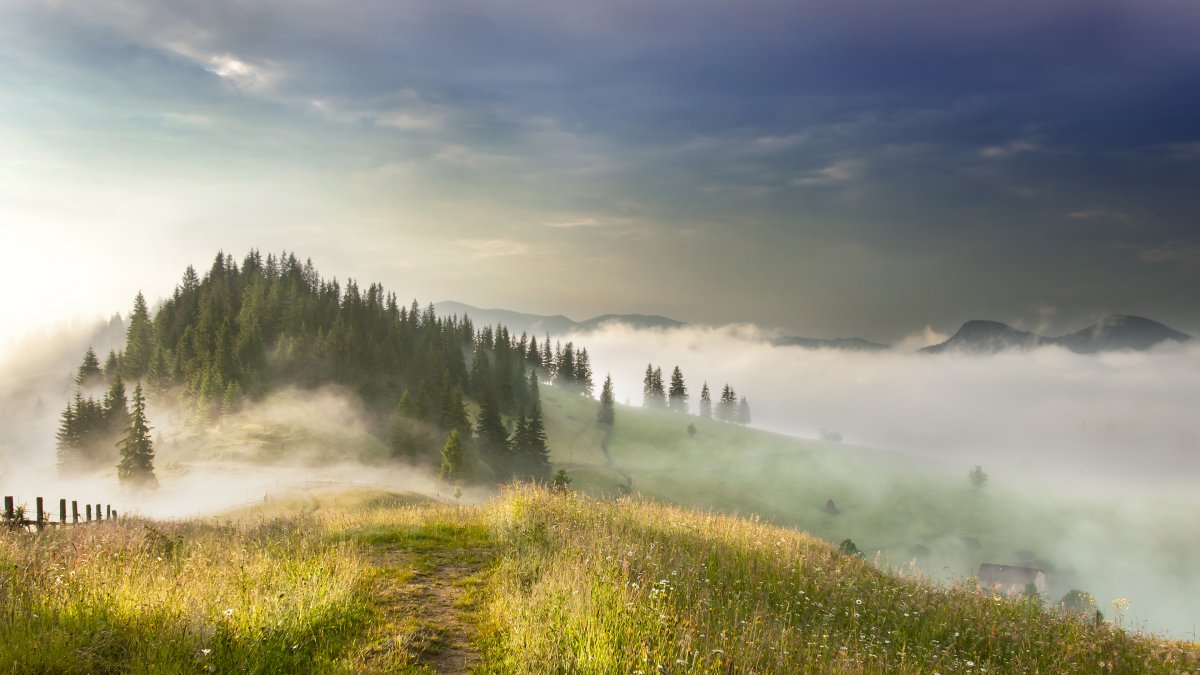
[538,387,1200,637]
[2,485,1195,673]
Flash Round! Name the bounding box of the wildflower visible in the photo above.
[856,599,863,605]
[200,649,211,656]
[223,608,234,616]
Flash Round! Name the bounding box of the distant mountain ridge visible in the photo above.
[922,314,1192,354]
[433,302,684,337]
[438,302,1192,355]
[772,336,891,352]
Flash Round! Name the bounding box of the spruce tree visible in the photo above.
[737,396,751,425]
[117,383,158,489]
[575,348,594,397]
[643,364,655,407]
[55,402,81,474]
[475,386,510,479]
[699,382,712,419]
[75,347,103,387]
[717,384,736,422]
[439,429,465,481]
[651,367,666,407]
[597,374,615,425]
[123,292,155,380]
[668,366,688,413]
[522,377,551,481]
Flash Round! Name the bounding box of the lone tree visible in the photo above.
[439,429,466,481]
[668,366,688,413]
[597,374,615,425]
[698,382,712,419]
[117,383,157,489]
[687,423,697,439]
[969,465,988,489]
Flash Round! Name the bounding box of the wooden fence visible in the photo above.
[3,495,119,531]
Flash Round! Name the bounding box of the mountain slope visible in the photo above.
[921,320,1045,354]
[1050,314,1192,353]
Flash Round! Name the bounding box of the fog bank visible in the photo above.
[570,323,1200,489]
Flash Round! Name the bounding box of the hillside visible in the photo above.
[2,486,1195,673]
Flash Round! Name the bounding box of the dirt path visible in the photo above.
[358,531,493,674]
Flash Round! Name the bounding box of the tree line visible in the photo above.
[639,364,750,425]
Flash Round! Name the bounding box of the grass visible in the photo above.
[5,485,1194,673]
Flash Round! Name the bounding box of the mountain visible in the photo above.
[772,336,890,351]
[433,301,684,336]
[1050,314,1192,354]
[921,320,1045,354]
[923,315,1192,354]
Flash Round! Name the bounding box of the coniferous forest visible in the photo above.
[54,250,597,485]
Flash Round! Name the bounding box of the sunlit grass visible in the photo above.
[3,486,1196,672]
[478,486,1199,674]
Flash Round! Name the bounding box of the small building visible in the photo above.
[822,499,840,515]
[977,563,1046,595]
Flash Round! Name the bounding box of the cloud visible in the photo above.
[1068,208,1130,224]
[792,160,858,186]
[456,238,535,259]
[980,139,1039,159]
[202,53,278,91]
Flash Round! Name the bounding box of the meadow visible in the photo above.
[3,485,1197,673]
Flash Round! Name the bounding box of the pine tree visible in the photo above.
[123,292,155,380]
[75,347,103,387]
[55,401,81,474]
[117,383,158,489]
[652,367,666,407]
[575,348,594,397]
[103,350,122,380]
[597,374,615,425]
[668,366,688,413]
[475,386,510,479]
[643,364,655,407]
[737,396,751,425]
[439,429,466,481]
[717,384,736,422]
[522,377,551,481]
[699,382,712,419]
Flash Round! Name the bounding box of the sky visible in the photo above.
[1,0,1199,346]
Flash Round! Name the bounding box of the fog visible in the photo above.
[0,319,479,522]
[569,322,1200,491]
[3,316,1199,636]
[566,322,1200,637]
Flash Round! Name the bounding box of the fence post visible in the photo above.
[3,496,12,522]
[106,505,111,520]
[35,497,44,531]
[112,510,119,519]
[86,504,92,522]
[60,499,67,524]
[95,503,102,522]
[72,501,79,524]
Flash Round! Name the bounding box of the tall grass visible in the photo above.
[3,487,1196,673]
[0,515,368,673]
[479,486,1199,674]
